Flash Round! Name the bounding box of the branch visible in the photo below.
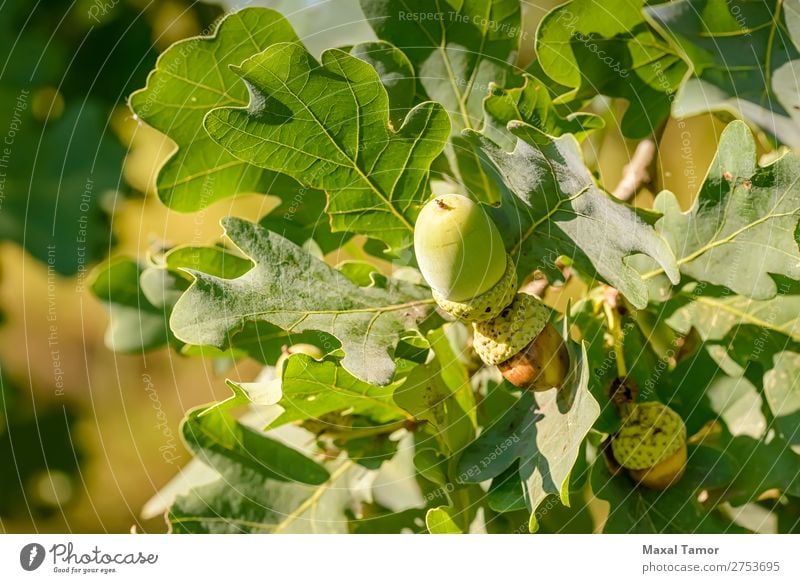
[612,139,656,201]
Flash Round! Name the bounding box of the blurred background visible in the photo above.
[0,0,723,533]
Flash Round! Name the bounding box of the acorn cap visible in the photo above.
[472,292,550,366]
[611,402,686,471]
[433,254,517,322]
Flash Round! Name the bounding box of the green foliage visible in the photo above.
[170,218,436,385]
[90,0,800,534]
[647,0,800,145]
[651,121,800,299]
[129,8,306,211]
[536,0,686,137]
[469,124,679,308]
[204,43,450,250]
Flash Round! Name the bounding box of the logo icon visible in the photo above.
[20,543,46,571]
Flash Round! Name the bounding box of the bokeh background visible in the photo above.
[0,0,724,533]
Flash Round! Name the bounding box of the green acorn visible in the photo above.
[472,292,569,391]
[414,194,569,391]
[611,401,688,490]
[432,254,517,322]
[414,194,511,312]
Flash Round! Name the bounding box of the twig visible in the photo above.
[613,139,656,201]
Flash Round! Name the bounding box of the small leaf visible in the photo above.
[426,506,463,534]
[128,8,308,210]
[468,122,679,308]
[265,354,412,428]
[482,74,603,150]
[651,121,800,300]
[205,43,449,250]
[350,506,427,534]
[394,360,475,453]
[170,218,436,385]
[182,404,329,485]
[414,448,449,487]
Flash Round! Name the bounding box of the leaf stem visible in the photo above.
[325,419,415,442]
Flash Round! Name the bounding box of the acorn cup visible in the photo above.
[413,193,569,391]
[610,401,688,490]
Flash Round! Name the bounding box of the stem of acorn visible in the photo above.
[603,300,628,378]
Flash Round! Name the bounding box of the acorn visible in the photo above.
[413,195,569,391]
[472,292,569,391]
[611,401,688,490]
[414,193,515,322]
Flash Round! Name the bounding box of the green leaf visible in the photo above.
[536,0,685,138]
[162,245,254,279]
[170,218,436,385]
[264,354,412,428]
[482,74,604,150]
[129,7,307,211]
[659,344,723,437]
[763,351,800,446]
[649,121,800,300]
[394,360,475,453]
[414,448,449,487]
[169,459,354,533]
[468,122,679,308]
[334,418,400,469]
[350,41,416,129]
[90,258,171,352]
[350,506,427,533]
[570,298,622,433]
[646,0,800,146]
[487,462,527,512]
[182,404,329,485]
[722,436,800,505]
[360,0,522,133]
[457,338,599,532]
[591,445,747,533]
[426,506,463,534]
[666,283,800,348]
[204,43,450,250]
[428,326,478,428]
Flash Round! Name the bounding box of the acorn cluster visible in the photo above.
[413,194,569,391]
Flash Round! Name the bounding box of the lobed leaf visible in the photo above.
[468,122,679,309]
[205,43,450,250]
[170,218,436,385]
[536,0,686,138]
[457,337,599,532]
[129,7,309,211]
[650,121,800,300]
[264,354,413,428]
